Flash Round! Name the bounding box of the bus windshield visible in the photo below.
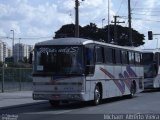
[34,46,84,75]
[142,53,158,78]
[142,53,153,65]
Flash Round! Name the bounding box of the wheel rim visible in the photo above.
[130,84,135,96]
[94,87,100,104]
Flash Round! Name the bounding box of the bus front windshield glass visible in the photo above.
[142,53,157,78]
[142,53,153,65]
[35,46,84,75]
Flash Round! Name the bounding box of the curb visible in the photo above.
[0,101,47,110]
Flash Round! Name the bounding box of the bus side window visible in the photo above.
[139,53,141,65]
[105,47,113,64]
[95,46,104,64]
[135,52,141,65]
[115,49,122,64]
[129,51,135,65]
[121,50,129,65]
[85,45,95,75]
[112,49,116,64]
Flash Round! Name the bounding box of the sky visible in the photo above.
[0,0,160,49]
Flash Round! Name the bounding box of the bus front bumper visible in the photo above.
[144,78,154,89]
[32,92,88,101]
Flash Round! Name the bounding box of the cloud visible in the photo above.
[0,0,68,39]
[132,0,159,30]
[0,4,9,17]
[0,0,115,39]
[0,0,160,48]
[27,27,49,36]
[0,28,6,36]
[77,0,115,27]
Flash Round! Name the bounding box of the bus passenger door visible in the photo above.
[85,44,95,100]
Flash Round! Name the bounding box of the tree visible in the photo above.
[81,23,100,40]
[54,23,145,47]
[111,25,144,46]
[54,24,82,38]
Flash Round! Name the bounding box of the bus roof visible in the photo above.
[141,49,160,54]
[35,38,92,46]
[35,37,140,52]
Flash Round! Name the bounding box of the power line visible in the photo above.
[117,0,128,17]
[115,0,128,28]
[132,13,160,17]
[115,0,123,15]
[18,36,53,40]
[131,0,139,11]
[133,9,160,12]
[133,18,160,22]
[0,36,53,40]
[122,17,160,22]
[133,7,160,10]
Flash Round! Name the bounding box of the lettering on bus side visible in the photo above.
[38,47,79,54]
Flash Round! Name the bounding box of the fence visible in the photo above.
[0,67,32,92]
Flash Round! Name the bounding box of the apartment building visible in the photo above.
[14,43,34,62]
[0,40,12,62]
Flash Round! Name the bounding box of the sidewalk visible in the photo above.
[0,91,46,110]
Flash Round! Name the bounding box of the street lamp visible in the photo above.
[10,30,14,57]
[102,18,105,28]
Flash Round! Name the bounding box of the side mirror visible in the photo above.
[29,52,33,64]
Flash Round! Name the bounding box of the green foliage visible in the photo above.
[5,62,32,68]
[54,23,145,47]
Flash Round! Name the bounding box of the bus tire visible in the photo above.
[129,82,136,98]
[93,85,101,105]
[49,100,60,106]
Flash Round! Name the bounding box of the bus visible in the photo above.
[32,38,144,106]
[141,49,160,89]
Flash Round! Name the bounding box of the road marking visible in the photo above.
[24,110,73,115]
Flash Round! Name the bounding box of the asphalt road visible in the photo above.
[0,89,160,120]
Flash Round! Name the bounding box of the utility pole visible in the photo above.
[111,16,125,44]
[75,0,79,38]
[128,0,132,46]
[108,0,110,43]
[75,0,84,38]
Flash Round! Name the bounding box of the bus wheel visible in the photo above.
[49,100,60,106]
[129,82,136,98]
[93,85,101,105]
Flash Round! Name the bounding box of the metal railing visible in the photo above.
[0,67,32,92]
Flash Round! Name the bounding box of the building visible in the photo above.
[8,48,12,57]
[14,43,34,62]
[0,40,33,63]
[0,40,12,62]
[0,41,3,62]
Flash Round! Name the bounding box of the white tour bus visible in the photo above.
[32,38,144,106]
[142,49,160,89]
